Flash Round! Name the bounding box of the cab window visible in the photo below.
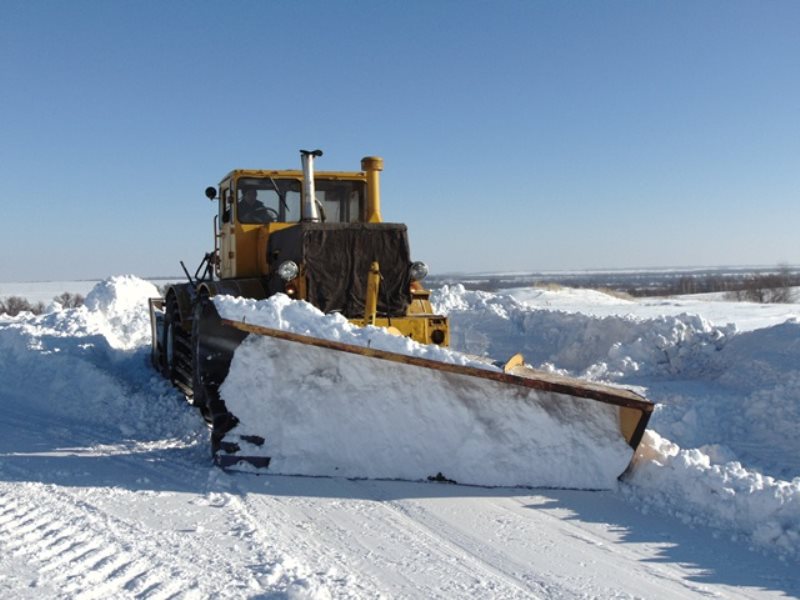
[221,188,232,223]
[315,180,365,223]
[236,178,301,224]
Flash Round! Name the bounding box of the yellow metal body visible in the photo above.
[371,315,450,346]
[364,262,381,326]
[207,156,449,348]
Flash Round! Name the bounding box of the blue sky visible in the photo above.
[2,1,799,281]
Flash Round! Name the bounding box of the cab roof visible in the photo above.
[220,169,368,185]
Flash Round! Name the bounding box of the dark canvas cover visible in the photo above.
[268,223,412,318]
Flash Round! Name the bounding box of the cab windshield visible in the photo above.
[236,178,301,224]
[236,177,365,224]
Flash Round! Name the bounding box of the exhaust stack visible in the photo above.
[300,149,323,222]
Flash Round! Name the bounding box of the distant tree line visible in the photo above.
[629,266,799,303]
[0,292,84,317]
[431,265,800,304]
[726,269,798,303]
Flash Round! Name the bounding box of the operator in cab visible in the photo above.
[238,188,273,223]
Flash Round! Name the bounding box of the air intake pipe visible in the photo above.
[300,149,323,222]
[361,156,383,223]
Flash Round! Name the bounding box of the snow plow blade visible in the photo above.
[210,318,653,490]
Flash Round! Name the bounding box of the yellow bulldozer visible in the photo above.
[150,150,653,488]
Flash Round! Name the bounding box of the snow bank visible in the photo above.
[433,283,800,559]
[652,321,800,480]
[624,431,800,560]
[83,275,160,349]
[433,284,734,381]
[0,276,198,441]
[505,283,800,333]
[3,276,799,559]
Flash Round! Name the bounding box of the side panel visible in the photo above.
[231,223,263,277]
[370,316,450,346]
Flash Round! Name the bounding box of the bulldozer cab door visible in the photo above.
[218,183,236,278]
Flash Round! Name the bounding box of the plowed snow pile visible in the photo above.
[434,284,800,559]
[0,275,202,443]
[1,276,798,562]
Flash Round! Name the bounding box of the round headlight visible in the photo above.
[277,260,299,281]
[409,261,429,281]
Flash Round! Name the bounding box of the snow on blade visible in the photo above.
[215,293,497,370]
[214,294,634,488]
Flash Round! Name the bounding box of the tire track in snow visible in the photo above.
[0,388,306,598]
[0,424,336,600]
[230,492,390,598]
[370,493,560,598]
[381,493,644,600]
[454,493,764,599]
[0,483,179,599]
[0,456,301,600]
[232,477,540,599]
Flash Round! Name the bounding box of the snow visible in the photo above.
[214,293,496,370]
[214,294,634,488]
[433,284,800,562]
[1,275,799,597]
[505,285,800,332]
[624,431,800,557]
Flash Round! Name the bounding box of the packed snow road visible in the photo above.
[1,405,794,599]
[1,276,798,598]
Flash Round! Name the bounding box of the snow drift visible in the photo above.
[0,275,199,441]
[433,284,734,381]
[625,431,800,558]
[434,284,800,559]
[1,276,798,561]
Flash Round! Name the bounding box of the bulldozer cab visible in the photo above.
[200,153,445,345]
[213,163,376,280]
